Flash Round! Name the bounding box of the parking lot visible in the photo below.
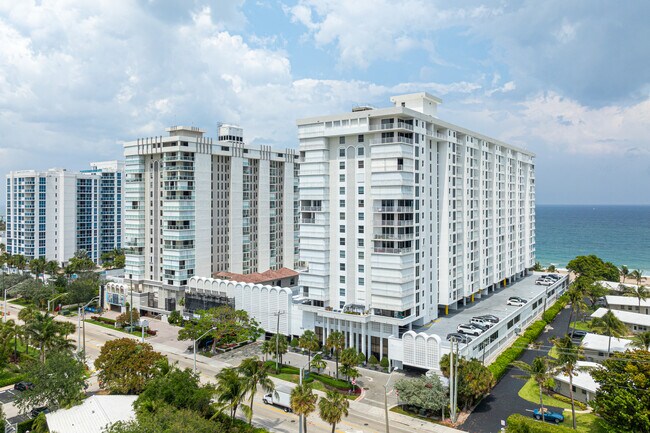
[0,389,18,404]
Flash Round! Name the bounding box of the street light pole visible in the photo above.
[272,310,286,371]
[81,296,99,355]
[384,366,397,433]
[193,326,217,374]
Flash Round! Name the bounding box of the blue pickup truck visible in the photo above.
[533,408,565,424]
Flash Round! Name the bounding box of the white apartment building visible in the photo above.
[297,93,535,360]
[5,161,124,265]
[123,125,299,312]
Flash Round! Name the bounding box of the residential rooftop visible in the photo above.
[581,332,633,353]
[591,307,650,327]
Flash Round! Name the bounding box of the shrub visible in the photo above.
[167,310,182,326]
[0,373,26,387]
[368,355,379,366]
[506,413,576,433]
[380,357,389,368]
[17,419,34,433]
[542,294,569,324]
[311,373,354,390]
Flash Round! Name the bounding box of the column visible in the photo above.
[349,321,353,349]
[361,322,366,356]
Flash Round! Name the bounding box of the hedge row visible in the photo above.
[506,414,575,433]
[0,373,26,387]
[489,294,569,381]
[265,361,355,391]
[90,316,116,325]
[17,419,34,433]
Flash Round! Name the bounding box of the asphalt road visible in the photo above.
[460,305,573,433]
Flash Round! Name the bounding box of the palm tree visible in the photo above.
[326,331,345,379]
[310,353,326,373]
[291,383,318,433]
[9,254,26,274]
[511,357,553,421]
[214,367,246,422]
[28,257,47,284]
[24,311,71,362]
[299,330,320,372]
[624,284,649,312]
[260,339,273,361]
[44,260,60,281]
[566,288,587,333]
[552,335,582,430]
[591,309,629,355]
[238,357,275,425]
[318,389,350,433]
[619,265,629,283]
[630,269,643,287]
[630,331,650,351]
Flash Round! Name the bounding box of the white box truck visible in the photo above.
[263,384,293,412]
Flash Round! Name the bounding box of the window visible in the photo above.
[340,276,345,283]
[358,160,364,169]
[340,288,346,296]
[358,135,364,143]
[358,239,364,247]
[340,212,345,220]
[358,226,364,234]
[358,199,364,207]
[339,187,345,195]
[340,263,346,271]
[339,137,345,145]
[339,237,345,246]
[358,186,364,195]
[359,278,365,285]
[340,301,345,308]
[339,250,346,258]
[339,174,345,182]
[358,212,364,220]
[357,146,364,155]
[339,161,345,169]
[358,265,364,272]
[340,225,345,233]
[358,251,364,259]
[339,200,345,207]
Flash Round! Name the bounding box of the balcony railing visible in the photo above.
[301,206,322,212]
[377,220,414,226]
[373,247,413,254]
[373,206,413,212]
[372,233,414,240]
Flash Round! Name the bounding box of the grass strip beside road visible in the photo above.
[84,319,148,338]
[518,378,572,410]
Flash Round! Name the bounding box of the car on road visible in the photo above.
[14,382,34,392]
[507,297,528,307]
[457,323,486,336]
[533,408,564,424]
[470,317,494,328]
[446,333,472,344]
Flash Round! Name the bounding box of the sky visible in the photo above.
[1,0,650,208]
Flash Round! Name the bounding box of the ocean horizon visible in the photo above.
[535,204,650,273]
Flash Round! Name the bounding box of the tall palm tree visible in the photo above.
[318,389,349,433]
[214,367,246,423]
[630,330,650,351]
[28,257,47,284]
[9,254,26,274]
[299,330,320,372]
[260,340,273,361]
[310,353,326,373]
[629,269,643,287]
[624,285,649,312]
[619,265,629,283]
[44,260,60,281]
[552,336,582,430]
[326,331,345,379]
[24,311,70,362]
[591,309,629,355]
[291,383,318,433]
[566,288,587,333]
[238,357,275,425]
[511,357,553,421]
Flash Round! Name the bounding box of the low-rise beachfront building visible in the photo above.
[591,307,650,333]
[581,332,633,362]
[553,361,600,404]
[606,295,650,315]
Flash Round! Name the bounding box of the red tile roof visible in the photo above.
[213,267,298,285]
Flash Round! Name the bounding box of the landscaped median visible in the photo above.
[263,361,360,400]
[506,413,607,433]
[489,293,569,381]
[85,315,156,338]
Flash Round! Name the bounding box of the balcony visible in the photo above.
[163,154,194,162]
[369,136,413,145]
[372,233,414,241]
[373,247,413,254]
[373,206,413,212]
[301,218,315,224]
[376,220,414,227]
[301,206,322,212]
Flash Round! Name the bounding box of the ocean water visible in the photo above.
[536,205,650,273]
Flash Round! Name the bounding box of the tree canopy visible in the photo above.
[566,255,620,282]
[440,355,495,409]
[394,375,447,413]
[591,350,650,433]
[95,338,164,394]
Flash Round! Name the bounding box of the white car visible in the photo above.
[470,317,494,328]
[535,278,554,286]
[507,297,528,307]
[457,323,486,336]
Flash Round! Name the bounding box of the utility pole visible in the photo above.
[129,274,133,330]
[452,340,459,424]
[449,338,455,423]
[273,310,286,371]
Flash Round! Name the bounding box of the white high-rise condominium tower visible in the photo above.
[5,161,124,265]
[297,93,535,360]
[123,125,299,311]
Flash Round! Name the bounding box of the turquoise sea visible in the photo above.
[535,205,650,273]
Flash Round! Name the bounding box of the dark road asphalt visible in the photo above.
[460,304,573,433]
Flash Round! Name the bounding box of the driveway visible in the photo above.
[460,304,573,433]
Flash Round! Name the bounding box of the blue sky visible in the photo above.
[1,0,649,206]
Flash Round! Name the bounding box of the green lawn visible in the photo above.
[267,371,358,400]
[562,411,609,433]
[390,406,441,424]
[518,378,572,409]
[84,319,148,338]
[8,297,33,307]
[570,321,591,332]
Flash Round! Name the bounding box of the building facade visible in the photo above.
[297,93,535,360]
[123,125,299,312]
[4,161,124,265]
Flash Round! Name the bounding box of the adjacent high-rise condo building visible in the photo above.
[297,93,535,359]
[5,161,124,265]
[123,125,299,312]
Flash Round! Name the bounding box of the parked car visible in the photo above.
[535,278,554,286]
[30,406,49,418]
[457,323,486,336]
[507,297,528,306]
[570,330,587,340]
[446,333,472,344]
[533,408,564,424]
[470,317,494,328]
[476,314,500,324]
[14,381,34,392]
